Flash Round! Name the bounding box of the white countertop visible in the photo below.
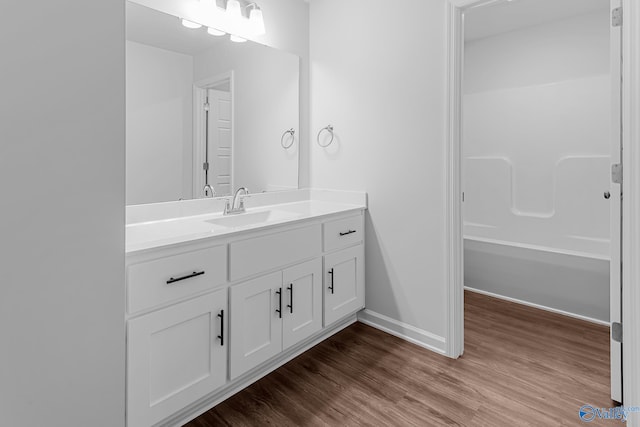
[126,198,366,255]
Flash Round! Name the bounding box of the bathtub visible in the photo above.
[464,236,610,324]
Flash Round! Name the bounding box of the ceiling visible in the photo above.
[464,0,609,41]
[126,2,227,56]
[128,0,609,54]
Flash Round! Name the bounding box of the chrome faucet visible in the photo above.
[224,187,250,215]
[203,184,215,198]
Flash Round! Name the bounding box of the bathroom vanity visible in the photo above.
[125,191,366,427]
[123,3,365,424]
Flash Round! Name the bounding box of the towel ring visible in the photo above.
[281,128,295,149]
[317,125,334,147]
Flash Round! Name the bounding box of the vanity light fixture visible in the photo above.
[247,3,265,35]
[181,19,202,29]
[207,27,226,36]
[226,0,242,19]
[230,35,247,43]
[179,0,265,40]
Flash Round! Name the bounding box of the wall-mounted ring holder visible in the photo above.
[317,125,334,147]
[281,128,295,149]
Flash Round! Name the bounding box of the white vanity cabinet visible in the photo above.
[127,289,228,427]
[126,205,366,427]
[229,271,284,379]
[282,259,323,350]
[230,258,323,379]
[324,245,365,327]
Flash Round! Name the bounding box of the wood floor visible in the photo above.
[186,291,612,426]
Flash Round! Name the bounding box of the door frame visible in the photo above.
[444,0,640,413]
[193,71,235,198]
[620,0,640,420]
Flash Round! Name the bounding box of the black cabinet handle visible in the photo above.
[287,284,294,314]
[339,230,357,236]
[328,269,334,294]
[275,288,283,318]
[166,271,205,284]
[217,310,224,346]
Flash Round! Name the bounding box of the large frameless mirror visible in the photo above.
[126,1,300,205]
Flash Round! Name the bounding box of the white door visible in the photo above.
[207,89,232,197]
[230,271,283,379]
[324,245,365,327]
[127,289,227,427]
[609,0,623,403]
[282,258,323,350]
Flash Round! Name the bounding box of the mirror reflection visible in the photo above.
[126,2,300,205]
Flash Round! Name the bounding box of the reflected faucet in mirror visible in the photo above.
[203,184,215,198]
[224,187,250,215]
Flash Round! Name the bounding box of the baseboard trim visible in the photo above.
[160,314,358,427]
[464,286,610,327]
[357,309,447,355]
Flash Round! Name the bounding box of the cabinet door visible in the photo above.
[282,258,323,350]
[230,271,283,380]
[324,245,365,326]
[127,289,227,427]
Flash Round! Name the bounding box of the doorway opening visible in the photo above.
[451,0,622,407]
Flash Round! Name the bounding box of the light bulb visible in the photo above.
[249,7,265,35]
[230,35,247,43]
[226,0,242,18]
[181,19,202,29]
[207,27,226,36]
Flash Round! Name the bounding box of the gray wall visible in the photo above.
[0,1,126,426]
[309,0,449,350]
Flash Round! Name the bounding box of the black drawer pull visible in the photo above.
[287,284,294,314]
[339,230,357,236]
[328,268,334,294]
[166,271,205,284]
[217,310,224,346]
[275,288,283,318]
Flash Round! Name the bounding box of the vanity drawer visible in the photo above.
[127,245,227,314]
[229,225,322,281]
[324,214,364,252]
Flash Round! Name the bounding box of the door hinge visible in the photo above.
[204,102,210,112]
[612,163,623,184]
[612,7,622,27]
[203,162,209,171]
[612,322,623,343]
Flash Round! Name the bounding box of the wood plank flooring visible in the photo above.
[186,291,612,426]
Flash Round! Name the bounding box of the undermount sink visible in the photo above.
[205,209,299,229]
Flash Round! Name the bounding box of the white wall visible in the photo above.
[126,41,194,205]
[463,11,611,257]
[0,1,125,426]
[194,42,299,193]
[310,0,449,351]
[464,11,609,93]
